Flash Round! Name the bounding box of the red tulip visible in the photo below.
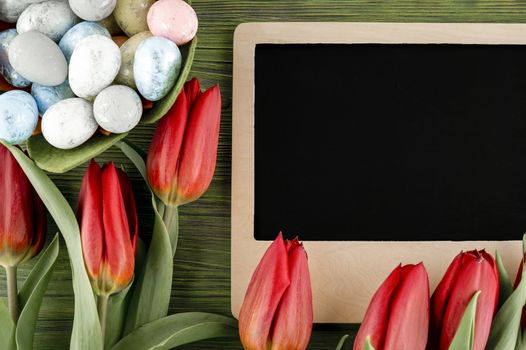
[238,233,313,350]
[77,160,138,296]
[0,144,46,268]
[147,78,221,207]
[354,263,430,350]
[428,250,499,350]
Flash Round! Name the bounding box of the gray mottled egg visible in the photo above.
[0,0,56,23]
[31,80,75,114]
[8,31,67,86]
[0,29,31,88]
[94,85,142,133]
[69,35,121,100]
[115,31,152,89]
[59,21,110,61]
[68,0,116,21]
[134,36,182,101]
[113,0,154,37]
[0,90,38,144]
[17,1,79,42]
[42,97,98,149]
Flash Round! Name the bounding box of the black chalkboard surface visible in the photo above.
[254,43,526,241]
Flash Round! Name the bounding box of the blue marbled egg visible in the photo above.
[59,21,110,61]
[0,29,31,88]
[31,80,75,114]
[0,90,39,145]
[134,36,182,101]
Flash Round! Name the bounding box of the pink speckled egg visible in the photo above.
[147,0,198,46]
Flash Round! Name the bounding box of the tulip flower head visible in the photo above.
[0,144,46,268]
[354,263,430,350]
[238,233,313,350]
[77,160,138,296]
[147,78,221,207]
[428,250,499,350]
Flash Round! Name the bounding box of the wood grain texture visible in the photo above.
[2,0,526,349]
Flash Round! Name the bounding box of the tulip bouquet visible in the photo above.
[0,77,235,350]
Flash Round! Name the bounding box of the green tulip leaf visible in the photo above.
[517,330,526,350]
[141,36,198,124]
[487,265,526,350]
[16,234,59,350]
[0,300,15,350]
[27,133,128,174]
[448,291,480,350]
[2,143,103,350]
[336,335,349,350]
[363,336,376,350]
[112,312,237,350]
[496,250,513,308]
[105,239,147,349]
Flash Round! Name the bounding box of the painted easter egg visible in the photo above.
[0,90,38,144]
[94,85,142,133]
[115,31,152,89]
[147,0,197,46]
[134,36,182,101]
[59,21,110,61]
[68,0,116,21]
[114,0,154,37]
[42,98,98,149]
[0,0,52,23]
[0,29,31,88]
[69,35,121,100]
[31,80,75,114]
[97,14,122,36]
[8,31,67,86]
[17,1,79,42]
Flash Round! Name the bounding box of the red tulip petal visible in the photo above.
[21,188,46,263]
[176,85,221,205]
[100,163,135,294]
[184,78,202,108]
[384,263,430,350]
[239,233,291,350]
[77,160,104,280]
[438,252,498,350]
[0,145,35,267]
[270,243,313,350]
[354,265,403,350]
[146,89,189,206]
[116,168,138,252]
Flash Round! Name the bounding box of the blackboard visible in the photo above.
[254,43,526,241]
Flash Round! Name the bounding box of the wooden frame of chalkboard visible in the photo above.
[231,22,526,323]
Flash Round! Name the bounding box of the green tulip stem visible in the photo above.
[5,265,18,324]
[97,294,109,344]
[162,205,179,256]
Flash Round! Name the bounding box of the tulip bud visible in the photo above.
[239,233,313,350]
[354,263,430,350]
[428,250,499,350]
[146,78,221,207]
[0,144,46,268]
[77,160,138,296]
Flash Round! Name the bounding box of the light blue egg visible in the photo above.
[31,80,75,114]
[134,36,182,101]
[59,21,111,61]
[0,90,38,145]
[0,29,31,88]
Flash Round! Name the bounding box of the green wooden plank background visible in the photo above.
[2,0,526,348]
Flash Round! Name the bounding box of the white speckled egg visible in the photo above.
[17,1,79,42]
[31,80,75,114]
[0,0,57,23]
[134,36,182,101]
[94,85,142,133]
[0,90,38,144]
[59,21,110,61]
[42,98,98,149]
[0,29,31,88]
[68,0,116,21]
[69,35,121,100]
[8,31,67,86]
